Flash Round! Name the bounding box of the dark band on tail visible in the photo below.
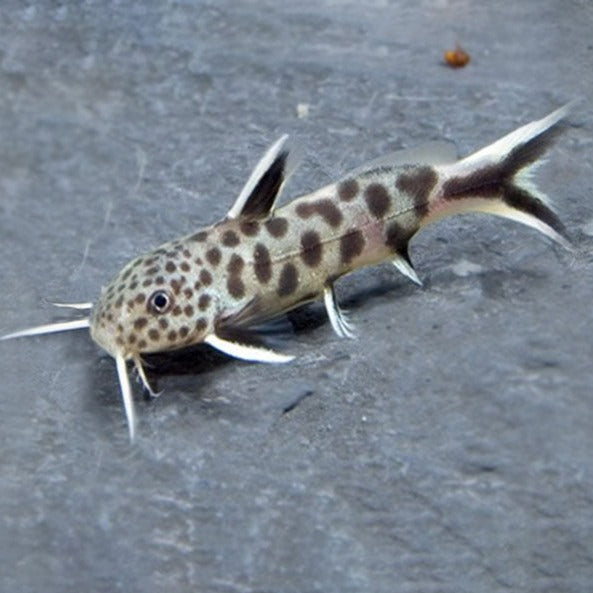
[504,185,568,239]
[503,123,565,177]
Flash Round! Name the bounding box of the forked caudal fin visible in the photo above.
[430,105,572,250]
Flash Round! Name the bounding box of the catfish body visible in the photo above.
[91,107,569,364]
[2,107,572,440]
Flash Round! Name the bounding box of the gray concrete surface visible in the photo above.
[1,1,592,592]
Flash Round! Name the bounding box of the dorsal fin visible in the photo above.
[344,140,459,179]
[227,135,300,220]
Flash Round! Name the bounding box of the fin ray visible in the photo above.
[323,285,355,339]
[228,135,301,219]
[204,334,294,364]
[461,104,572,170]
[392,252,423,286]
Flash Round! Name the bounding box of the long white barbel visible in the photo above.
[116,354,137,443]
[0,318,91,340]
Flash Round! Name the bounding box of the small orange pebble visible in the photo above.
[444,45,471,68]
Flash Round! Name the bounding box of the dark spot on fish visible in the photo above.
[184,304,194,317]
[227,276,246,299]
[196,318,207,332]
[170,279,181,295]
[167,330,178,342]
[134,317,148,330]
[296,203,312,219]
[191,231,208,242]
[148,328,160,341]
[115,295,124,308]
[206,247,222,266]
[222,230,240,247]
[316,199,343,227]
[194,280,202,290]
[265,217,288,238]
[396,165,438,216]
[277,263,298,297]
[296,198,343,227]
[159,318,169,329]
[253,243,272,284]
[384,221,414,252]
[300,230,323,267]
[116,283,126,293]
[340,229,365,264]
[116,337,124,346]
[146,266,159,276]
[155,276,166,286]
[134,293,146,305]
[183,288,194,299]
[165,261,176,273]
[338,179,359,202]
[143,257,156,267]
[200,270,212,286]
[227,254,244,274]
[180,261,191,272]
[198,294,211,310]
[138,339,148,349]
[182,249,191,259]
[364,183,391,219]
[122,268,133,281]
[128,333,137,344]
[142,279,153,288]
[172,305,182,316]
[129,281,138,290]
[240,220,260,236]
[227,253,245,299]
[179,326,189,339]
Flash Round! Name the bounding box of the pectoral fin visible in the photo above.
[204,333,294,364]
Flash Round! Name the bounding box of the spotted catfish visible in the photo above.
[1,106,572,441]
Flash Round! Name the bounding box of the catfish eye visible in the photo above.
[148,290,172,314]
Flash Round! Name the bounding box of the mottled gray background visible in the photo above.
[1,1,592,592]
